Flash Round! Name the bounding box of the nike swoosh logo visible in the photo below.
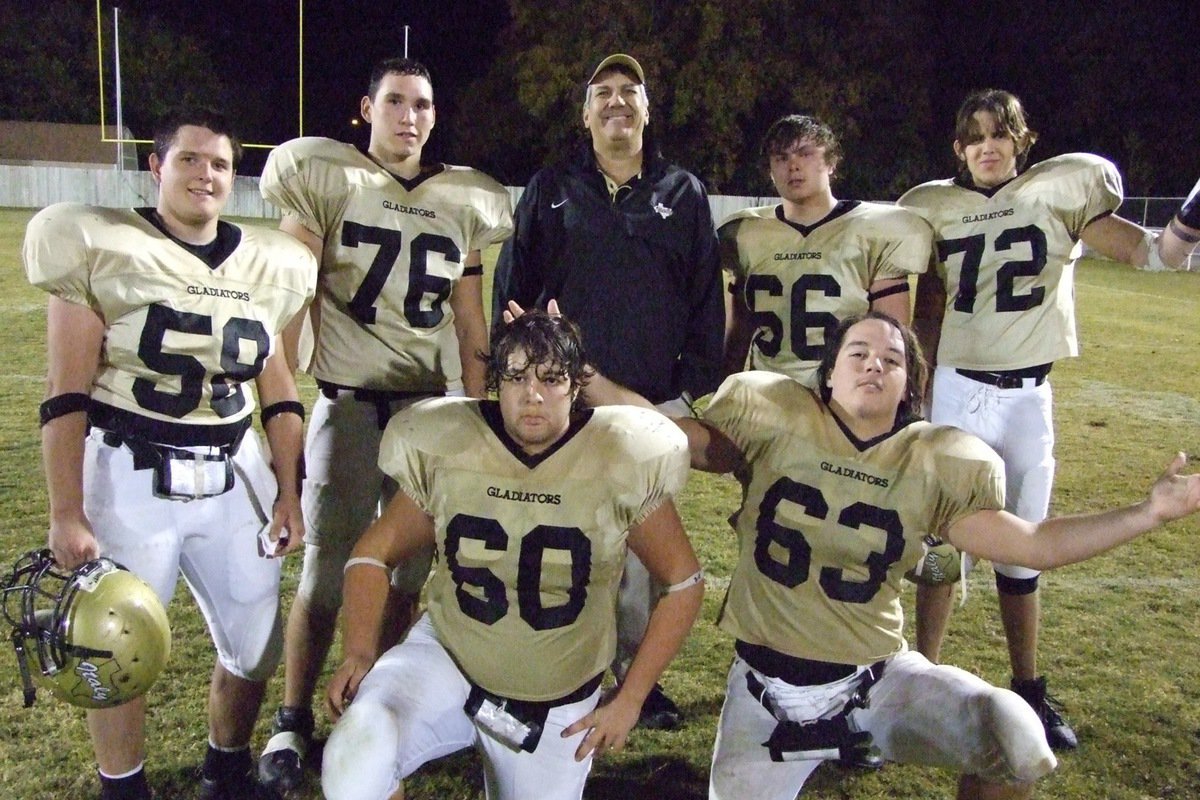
[551,199,568,209]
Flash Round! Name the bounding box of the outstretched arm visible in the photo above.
[948,452,1200,570]
[673,417,745,475]
[1082,181,1200,271]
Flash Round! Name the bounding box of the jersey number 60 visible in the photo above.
[444,514,592,631]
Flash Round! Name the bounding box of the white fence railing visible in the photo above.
[0,165,1186,250]
[0,164,776,221]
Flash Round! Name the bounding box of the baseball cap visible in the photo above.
[587,53,645,85]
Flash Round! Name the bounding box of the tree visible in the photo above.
[453,0,938,197]
[0,1,236,165]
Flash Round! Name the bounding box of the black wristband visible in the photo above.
[261,400,305,427]
[1170,217,1200,244]
[38,393,91,426]
[867,282,911,302]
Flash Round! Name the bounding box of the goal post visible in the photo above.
[94,0,304,151]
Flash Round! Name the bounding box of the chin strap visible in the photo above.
[11,630,36,708]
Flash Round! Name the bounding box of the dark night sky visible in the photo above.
[111,0,510,172]
[98,1,1200,192]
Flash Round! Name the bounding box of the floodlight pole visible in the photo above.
[298,0,304,136]
[404,25,409,58]
[113,7,125,172]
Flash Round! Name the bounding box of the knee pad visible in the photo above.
[981,687,1057,783]
[994,570,1039,595]
[323,701,403,800]
[296,542,350,612]
[389,543,434,596]
[217,599,283,682]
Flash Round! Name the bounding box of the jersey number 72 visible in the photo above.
[939,225,1048,314]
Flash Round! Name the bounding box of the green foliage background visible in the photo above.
[4,0,1200,195]
[0,207,1198,797]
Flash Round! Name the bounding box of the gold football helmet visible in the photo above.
[1,549,171,709]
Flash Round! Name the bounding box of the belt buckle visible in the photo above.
[996,374,1022,390]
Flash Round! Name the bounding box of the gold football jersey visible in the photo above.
[720,201,930,388]
[378,399,690,701]
[23,203,315,428]
[705,371,1004,665]
[261,137,513,392]
[898,153,1122,370]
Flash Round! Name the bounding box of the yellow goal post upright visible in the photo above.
[94,0,305,151]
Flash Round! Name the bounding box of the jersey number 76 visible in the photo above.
[341,221,460,328]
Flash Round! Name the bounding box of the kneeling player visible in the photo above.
[320,311,704,800]
[676,312,1200,800]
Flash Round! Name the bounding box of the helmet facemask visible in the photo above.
[2,550,171,709]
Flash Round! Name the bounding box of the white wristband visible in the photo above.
[662,569,704,594]
[344,556,390,573]
[1139,230,1169,272]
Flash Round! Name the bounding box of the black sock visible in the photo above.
[201,745,251,782]
[98,767,151,800]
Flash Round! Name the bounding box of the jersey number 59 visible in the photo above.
[135,305,269,419]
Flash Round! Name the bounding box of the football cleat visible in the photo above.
[258,706,314,794]
[1,549,170,709]
[637,683,683,731]
[835,750,885,770]
[200,764,280,800]
[1011,676,1078,751]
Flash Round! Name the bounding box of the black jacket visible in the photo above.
[494,142,723,404]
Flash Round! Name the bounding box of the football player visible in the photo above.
[319,310,704,800]
[897,89,1200,750]
[676,312,1200,800]
[256,57,513,791]
[492,52,724,729]
[721,114,931,387]
[23,109,315,800]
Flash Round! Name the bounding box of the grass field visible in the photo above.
[0,205,1198,799]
